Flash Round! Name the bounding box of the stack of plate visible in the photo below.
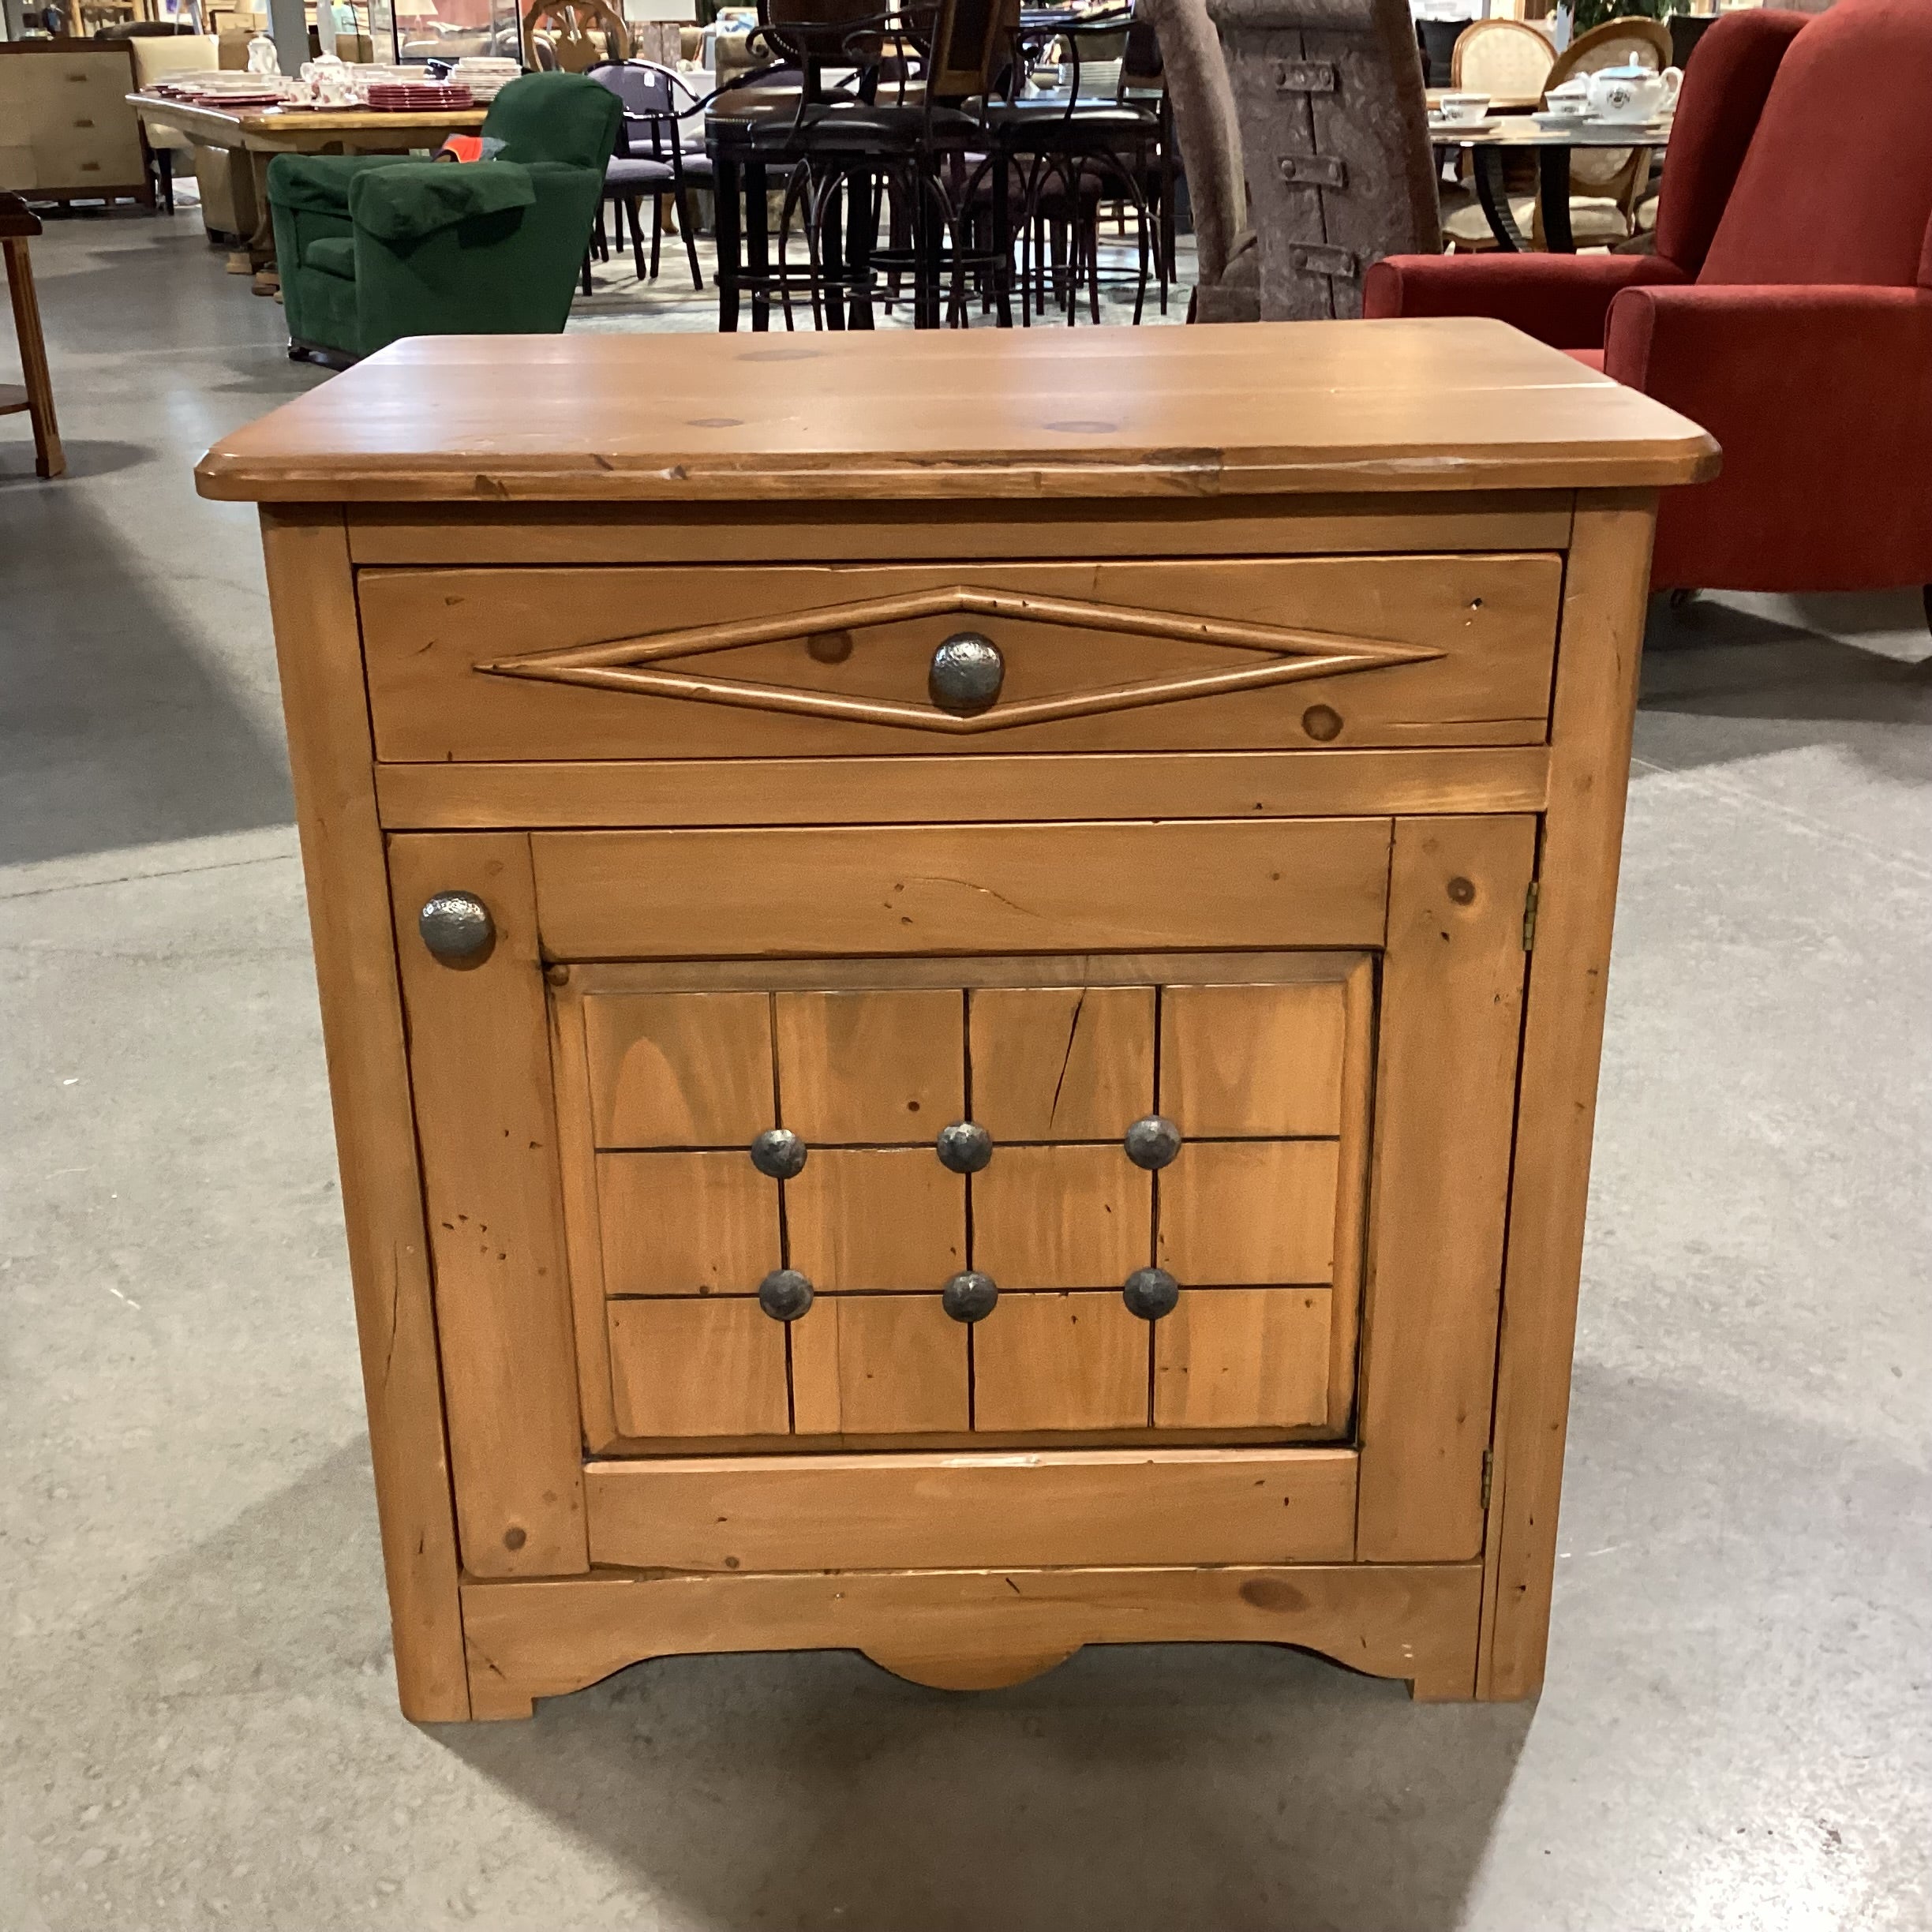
[450,56,521,101]
[365,81,475,110]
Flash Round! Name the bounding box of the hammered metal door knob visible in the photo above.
[927,631,1005,715]
[1122,1267,1180,1320]
[750,1128,808,1179]
[935,1121,994,1173]
[758,1269,814,1320]
[1124,1115,1183,1170]
[942,1271,999,1322]
[417,891,495,964]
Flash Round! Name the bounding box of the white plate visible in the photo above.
[1429,116,1499,135]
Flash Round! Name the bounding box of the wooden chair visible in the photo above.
[1449,17,1554,101]
[1443,13,1670,250]
[1,194,64,482]
[522,0,628,74]
[1536,15,1672,245]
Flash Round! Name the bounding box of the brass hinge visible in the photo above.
[1481,1449,1494,1511]
[1522,881,1540,952]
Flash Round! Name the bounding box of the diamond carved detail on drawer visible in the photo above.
[474,585,1443,736]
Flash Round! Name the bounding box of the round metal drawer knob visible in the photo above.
[935,1120,994,1174]
[928,631,1005,716]
[1124,1114,1183,1170]
[758,1269,814,1321]
[750,1127,808,1180]
[1123,1267,1181,1320]
[417,891,495,964]
[942,1271,999,1323]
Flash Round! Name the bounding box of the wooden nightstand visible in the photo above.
[197,321,1717,1721]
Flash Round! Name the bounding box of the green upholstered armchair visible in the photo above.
[268,73,621,365]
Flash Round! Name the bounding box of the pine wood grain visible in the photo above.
[256,511,469,1720]
[581,1446,1356,1571]
[530,820,1394,960]
[1480,495,1657,1700]
[373,747,1552,832]
[773,988,964,1144]
[1154,1289,1333,1430]
[1160,979,1349,1136]
[785,1149,967,1290]
[969,985,1155,1141]
[460,1559,1479,1719]
[357,555,1560,763]
[584,990,774,1148]
[1157,1141,1341,1286]
[971,1145,1152,1290]
[546,975,620,1451]
[597,1151,781,1296]
[196,322,1719,504]
[1354,815,1536,1565]
[606,1298,790,1438]
[789,1294,971,1436]
[971,1291,1151,1432]
[344,492,1575,566]
[388,833,587,1582]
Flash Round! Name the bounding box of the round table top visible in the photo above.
[1429,113,1674,146]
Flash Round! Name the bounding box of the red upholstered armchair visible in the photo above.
[1364,0,1932,597]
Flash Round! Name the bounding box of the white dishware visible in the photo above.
[1581,62,1681,122]
[1437,91,1490,122]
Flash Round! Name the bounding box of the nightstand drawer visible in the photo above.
[358,553,1562,763]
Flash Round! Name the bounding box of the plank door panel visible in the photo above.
[1154,1288,1333,1429]
[1159,981,1347,1136]
[785,1148,966,1290]
[791,1295,970,1435]
[972,1291,1150,1432]
[1356,816,1537,1563]
[584,990,774,1147]
[968,985,1155,1141]
[606,1300,789,1437]
[972,1145,1152,1290]
[597,1151,780,1294]
[1157,1141,1340,1285]
[388,833,586,1581]
[773,988,964,1143]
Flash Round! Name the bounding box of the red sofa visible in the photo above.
[1364,0,1932,597]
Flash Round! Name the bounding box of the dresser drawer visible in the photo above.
[358,553,1562,762]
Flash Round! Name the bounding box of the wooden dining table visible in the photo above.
[1431,114,1672,253]
[128,93,489,293]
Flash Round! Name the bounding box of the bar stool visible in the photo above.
[1,195,64,481]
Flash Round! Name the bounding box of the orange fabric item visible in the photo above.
[438,135,485,164]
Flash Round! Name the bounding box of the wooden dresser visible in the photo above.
[0,40,150,212]
[197,323,1717,1721]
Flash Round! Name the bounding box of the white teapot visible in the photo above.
[1579,62,1682,123]
[245,29,282,76]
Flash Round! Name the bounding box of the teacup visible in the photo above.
[1582,62,1682,122]
[1437,92,1489,122]
[1542,80,1590,118]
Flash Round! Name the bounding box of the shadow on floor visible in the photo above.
[1637,590,1932,785]
[438,1643,1532,1932]
[0,484,294,867]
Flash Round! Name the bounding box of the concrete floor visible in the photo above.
[2,210,1928,1932]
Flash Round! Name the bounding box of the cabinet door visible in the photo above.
[391,818,1529,1567]
[548,949,1382,1451]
